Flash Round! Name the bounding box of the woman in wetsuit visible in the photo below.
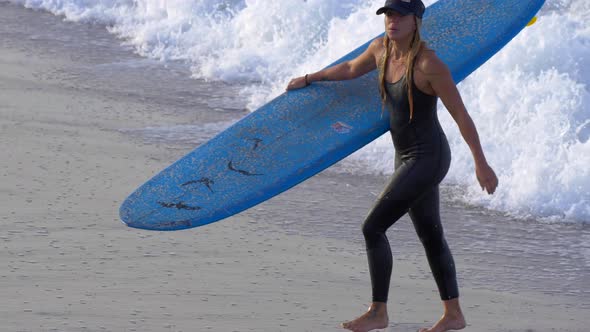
[286,1,498,332]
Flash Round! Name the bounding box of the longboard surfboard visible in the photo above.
[120,0,545,231]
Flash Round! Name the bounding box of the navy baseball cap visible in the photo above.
[376,0,426,19]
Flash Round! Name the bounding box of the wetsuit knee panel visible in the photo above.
[362,197,410,239]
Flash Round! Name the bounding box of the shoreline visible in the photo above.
[1,3,588,331]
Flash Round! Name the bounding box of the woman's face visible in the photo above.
[384,10,416,41]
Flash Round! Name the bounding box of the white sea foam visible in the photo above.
[11,0,589,223]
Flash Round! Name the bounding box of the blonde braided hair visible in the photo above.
[378,17,425,122]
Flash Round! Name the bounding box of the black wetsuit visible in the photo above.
[362,75,459,302]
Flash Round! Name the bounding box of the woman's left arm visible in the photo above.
[424,55,499,194]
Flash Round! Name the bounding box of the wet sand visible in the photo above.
[1,3,588,331]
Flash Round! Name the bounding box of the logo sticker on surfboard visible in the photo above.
[332,121,353,134]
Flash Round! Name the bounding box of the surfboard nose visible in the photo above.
[119,196,195,231]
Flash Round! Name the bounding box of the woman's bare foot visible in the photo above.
[418,298,466,332]
[418,313,466,332]
[341,302,389,332]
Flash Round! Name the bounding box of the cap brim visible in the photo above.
[376,5,413,16]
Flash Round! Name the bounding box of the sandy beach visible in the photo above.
[1,3,588,332]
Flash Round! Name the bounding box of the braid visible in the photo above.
[405,17,424,122]
[378,36,391,119]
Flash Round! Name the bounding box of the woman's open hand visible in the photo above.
[475,162,498,195]
[286,76,308,91]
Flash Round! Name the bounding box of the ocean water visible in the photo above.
[9,0,589,224]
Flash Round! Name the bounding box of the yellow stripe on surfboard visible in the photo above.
[527,16,537,26]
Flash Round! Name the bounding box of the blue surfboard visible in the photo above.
[120,0,545,231]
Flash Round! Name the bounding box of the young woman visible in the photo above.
[286,0,498,331]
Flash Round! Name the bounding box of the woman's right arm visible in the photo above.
[286,38,381,90]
